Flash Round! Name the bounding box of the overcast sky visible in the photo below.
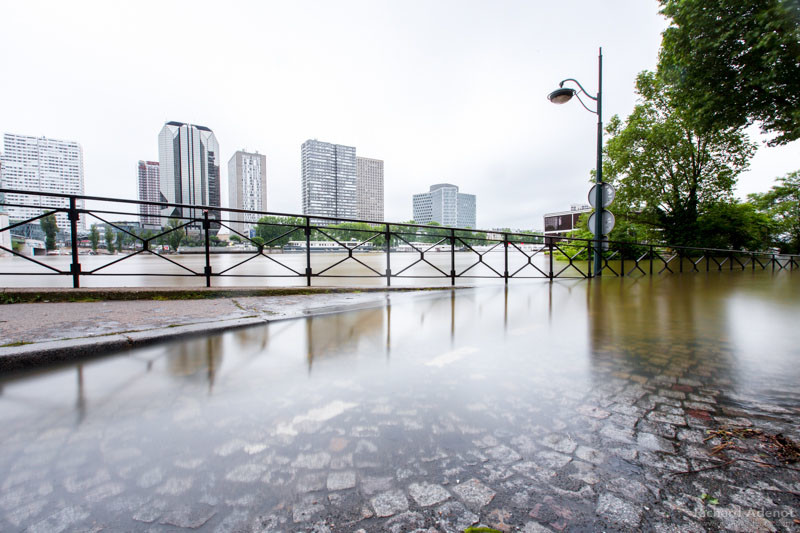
[2,0,798,230]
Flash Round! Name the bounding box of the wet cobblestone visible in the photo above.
[1,277,799,531]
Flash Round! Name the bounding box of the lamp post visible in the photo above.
[548,47,604,277]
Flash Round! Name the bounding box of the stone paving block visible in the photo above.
[485,444,522,464]
[452,478,496,509]
[533,450,572,469]
[596,492,642,528]
[576,405,610,419]
[408,482,450,507]
[292,496,325,523]
[361,475,394,495]
[647,411,686,426]
[371,489,408,517]
[291,451,331,469]
[540,434,577,454]
[575,445,606,465]
[159,504,216,529]
[26,506,89,533]
[638,432,676,454]
[384,511,426,533]
[225,463,268,483]
[435,501,479,533]
[326,470,356,491]
[296,472,327,493]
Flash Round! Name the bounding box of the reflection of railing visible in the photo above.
[1,187,797,288]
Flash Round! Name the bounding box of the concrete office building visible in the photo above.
[228,150,267,234]
[137,160,160,228]
[0,133,85,231]
[543,204,592,236]
[356,156,384,221]
[301,139,356,223]
[158,122,221,228]
[412,183,476,228]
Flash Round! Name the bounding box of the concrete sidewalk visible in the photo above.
[0,286,459,370]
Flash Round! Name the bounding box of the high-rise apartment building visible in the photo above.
[412,183,477,228]
[137,160,160,228]
[356,156,384,221]
[0,133,85,231]
[228,150,267,234]
[158,122,220,227]
[301,139,356,223]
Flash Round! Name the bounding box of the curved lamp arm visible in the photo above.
[558,78,598,102]
[573,92,598,115]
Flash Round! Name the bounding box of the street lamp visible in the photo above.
[548,47,605,277]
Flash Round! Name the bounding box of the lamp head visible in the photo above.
[548,87,576,104]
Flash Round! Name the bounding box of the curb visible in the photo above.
[0,285,453,304]
[0,286,473,372]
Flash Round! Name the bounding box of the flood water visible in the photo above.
[1,272,799,531]
[0,250,576,287]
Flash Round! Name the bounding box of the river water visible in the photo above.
[0,250,576,287]
[0,272,798,531]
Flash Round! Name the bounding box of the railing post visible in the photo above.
[503,233,509,285]
[678,249,683,273]
[649,245,653,275]
[305,217,312,287]
[752,252,755,271]
[772,254,776,272]
[706,254,710,272]
[450,228,456,286]
[385,223,391,287]
[548,238,554,280]
[69,196,81,288]
[202,210,212,287]
[620,243,625,277]
[587,241,592,278]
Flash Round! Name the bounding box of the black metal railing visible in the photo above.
[0,188,797,288]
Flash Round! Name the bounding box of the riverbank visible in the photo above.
[0,286,464,371]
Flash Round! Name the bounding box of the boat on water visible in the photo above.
[282,240,375,252]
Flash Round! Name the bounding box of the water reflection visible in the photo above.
[0,272,798,532]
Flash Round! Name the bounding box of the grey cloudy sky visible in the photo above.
[2,0,798,230]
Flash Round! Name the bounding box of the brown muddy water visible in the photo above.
[0,272,799,531]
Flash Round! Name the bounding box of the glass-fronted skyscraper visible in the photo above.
[301,139,356,223]
[0,133,85,231]
[137,160,160,228]
[356,156,384,222]
[158,122,220,226]
[228,150,267,234]
[412,183,476,228]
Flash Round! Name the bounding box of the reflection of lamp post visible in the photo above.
[548,47,604,276]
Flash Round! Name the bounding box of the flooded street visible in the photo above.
[1,272,799,531]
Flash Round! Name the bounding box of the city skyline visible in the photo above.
[1,1,798,230]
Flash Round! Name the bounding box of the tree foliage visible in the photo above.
[165,218,185,251]
[748,170,800,253]
[657,0,800,145]
[40,214,58,251]
[89,224,100,252]
[254,216,304,247]
[105,226,115,253]
[603,71,756,247]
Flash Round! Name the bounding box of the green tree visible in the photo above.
[254,216,304,247]
[116,230,127,252]
[229,234,242,243]
[165,218,185,251]
[89,224,100,252]
[603,71,756,247]
[748,170,800,253]
[40,213,58,251]
[657,0,800,145]
[105,226,115,254]
[695,201,774,251]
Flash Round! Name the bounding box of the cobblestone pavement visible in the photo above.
[0,275,799,531]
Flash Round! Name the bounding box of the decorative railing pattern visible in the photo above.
[0,188,797,288]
